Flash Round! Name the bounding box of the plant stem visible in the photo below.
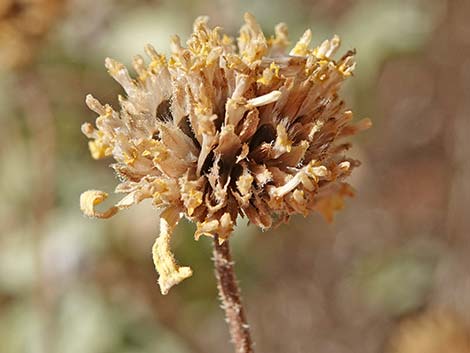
[212,236,254,353]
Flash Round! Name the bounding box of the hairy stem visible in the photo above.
[213,236,254,353]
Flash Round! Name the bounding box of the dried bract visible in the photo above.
[81,13,370,294]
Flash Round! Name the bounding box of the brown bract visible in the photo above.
[0,0,63,69]
[80,13,370,294]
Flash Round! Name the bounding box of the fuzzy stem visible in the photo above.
[213,236,254,353]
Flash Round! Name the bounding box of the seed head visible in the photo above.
[80,13,370,294]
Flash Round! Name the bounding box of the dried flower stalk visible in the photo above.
[80,12,370,352]
[213,236,253,353]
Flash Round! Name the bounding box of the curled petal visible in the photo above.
[180,177,204,216]
[235,167,254,206]
[152,207,193,295]
[238,12,268,64]
[272,124,292,157]
[290,29,312,56]
[269,22,289,55]
[105,58,136,95]
[80,190,118,219]
[268,161,329,199]
[85,94,106,115]
[313,183,355,222]
[315,35,341,59]
[194,213,234,241]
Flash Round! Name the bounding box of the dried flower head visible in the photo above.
[0,0,63,69]
[80,13,370,294]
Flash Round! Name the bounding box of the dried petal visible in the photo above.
[152,207,193,295]
[80,190,118,219]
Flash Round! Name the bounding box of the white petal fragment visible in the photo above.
[247,90,281,107]
[152,207,193,295]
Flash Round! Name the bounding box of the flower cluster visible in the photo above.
[80,13,370,294]
[0,0,63,69]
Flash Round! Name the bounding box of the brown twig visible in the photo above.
[213,236,254,353]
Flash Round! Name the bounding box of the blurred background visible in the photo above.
[1,0,470,352]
